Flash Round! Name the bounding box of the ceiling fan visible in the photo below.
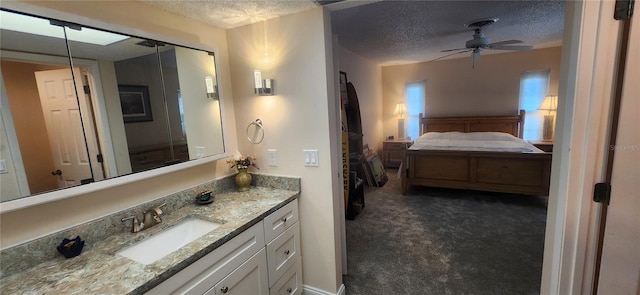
[432,17,533,67]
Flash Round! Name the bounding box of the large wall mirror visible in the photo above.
[0,9,226,205]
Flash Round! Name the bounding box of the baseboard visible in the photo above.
[303,284,346,295]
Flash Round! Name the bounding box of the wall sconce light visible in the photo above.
[538,95,558,142]
[204,76,218,100]
[254,70,274,96]
[393,103,408,139]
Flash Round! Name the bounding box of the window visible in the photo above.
[404,81,425,140]
[518,70,550,141]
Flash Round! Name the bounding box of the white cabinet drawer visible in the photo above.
[266,222,300,286]
[270,257,302,295]
[206,248,269,295]
[146,221,265,295]
[263,199,298,243]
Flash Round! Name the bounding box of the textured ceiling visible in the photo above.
[330,0,565,65]
[141,0,320,29]
[140,0,565,66]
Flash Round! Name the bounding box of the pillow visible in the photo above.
[465,132,518,141]
[417,132,517,142]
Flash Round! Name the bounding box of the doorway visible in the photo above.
[0,60,103,196]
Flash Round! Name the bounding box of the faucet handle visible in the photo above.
[121,216,138,223]
[121,216,143,233]
[153,203,167,215]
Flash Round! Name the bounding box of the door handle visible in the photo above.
[51,169,62,176]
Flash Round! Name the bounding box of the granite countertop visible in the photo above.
[0,187,299,294]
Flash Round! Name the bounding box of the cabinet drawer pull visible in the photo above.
[281,217,288,223]
[286,287,293,293]
[221,286,229,293]
[284,250,290,255]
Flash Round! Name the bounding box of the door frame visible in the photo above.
[541,1,623,294]
[0,71,31,197]
[0,51,118,181]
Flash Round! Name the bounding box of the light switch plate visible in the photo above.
[303,149,319,167]
[267,149,277,166]
[0,159,6,174]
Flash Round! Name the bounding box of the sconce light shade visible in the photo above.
[205,76,218,100]
[393,103,408,118]
[254,70,274,96]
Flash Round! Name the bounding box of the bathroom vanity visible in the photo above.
[0,175,301,295]
[149,199,301,294]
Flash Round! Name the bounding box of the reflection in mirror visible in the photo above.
[175,48,224,161]
[0,9,225,204]
[0,12,97,199]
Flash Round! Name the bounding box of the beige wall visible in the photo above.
[1,61,61,195]
[227,7,342,293]
[338,46,384,152]
[0,1,239,248]
[381,47,562,138]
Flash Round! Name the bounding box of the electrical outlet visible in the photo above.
[303,149,319,167]
[267,149,277,166]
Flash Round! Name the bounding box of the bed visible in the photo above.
[400,110,552,196]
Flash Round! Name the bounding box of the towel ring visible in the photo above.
[246,119,264,144]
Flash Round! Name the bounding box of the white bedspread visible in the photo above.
[409,132,544,153]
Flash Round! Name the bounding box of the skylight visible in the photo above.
[0,10,128,46]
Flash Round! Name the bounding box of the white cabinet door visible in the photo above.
[207,249,269,295]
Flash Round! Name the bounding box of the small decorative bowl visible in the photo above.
[195,191,213,205]
[56,236,85,259]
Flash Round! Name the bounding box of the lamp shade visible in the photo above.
[538,95,558,111]
[393,103,408,118]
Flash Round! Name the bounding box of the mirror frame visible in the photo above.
[0,3,230,213]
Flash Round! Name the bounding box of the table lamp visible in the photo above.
[393,103,408,139]
[538,95,558,142]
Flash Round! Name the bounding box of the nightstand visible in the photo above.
[382,139,413,168]
[530,141,554,152]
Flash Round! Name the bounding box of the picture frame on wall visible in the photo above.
[339,71,348,106]
[118,85,153,123]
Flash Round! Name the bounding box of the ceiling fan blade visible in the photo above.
[487,40,523,47]
[489,45,533,51]
[441,47,468,52]
[430,49,472,62]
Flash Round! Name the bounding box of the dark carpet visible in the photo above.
[344,170,547,295]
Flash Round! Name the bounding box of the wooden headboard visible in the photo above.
[418,110,525,138]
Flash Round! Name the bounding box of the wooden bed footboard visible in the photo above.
[401,149,552,196]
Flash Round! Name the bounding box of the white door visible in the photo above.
[34,68,99,188]
[597,15,640,295]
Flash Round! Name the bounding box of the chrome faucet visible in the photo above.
[121,203,167,233]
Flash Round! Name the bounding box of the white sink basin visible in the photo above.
[117,218,221,265]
